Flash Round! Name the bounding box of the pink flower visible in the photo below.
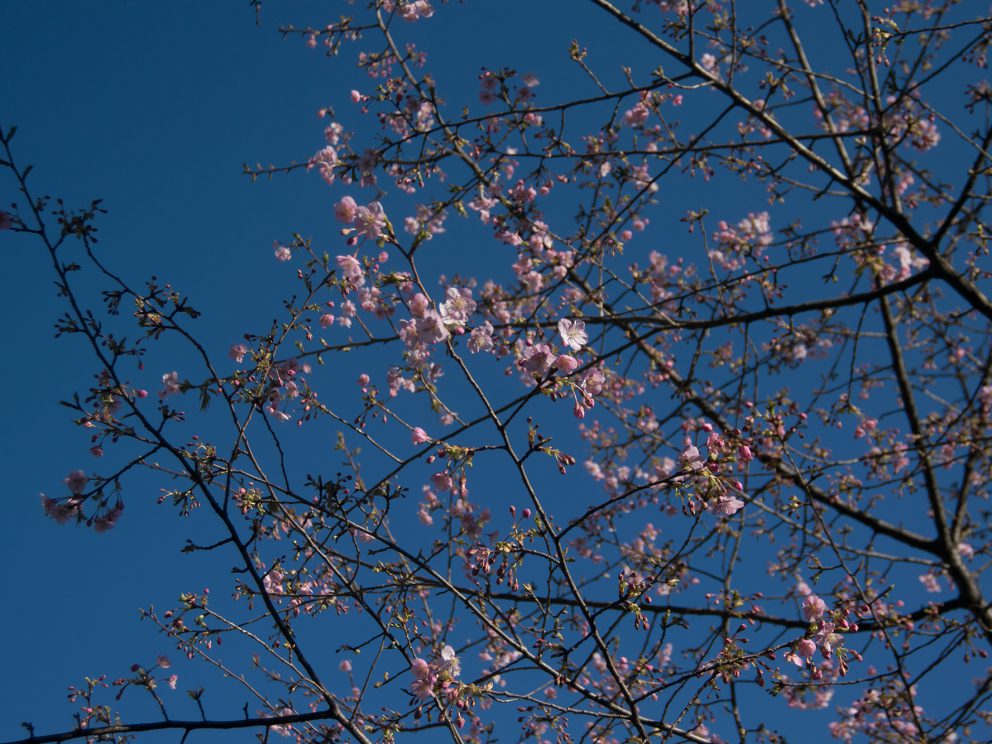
[711,492,745,517]
[409,293,430,318]
[41,494,80,524]
[555,354,580,374]
[267,707,295,737]
[336,254,365,287]
[64,469,89,495]
[438,287,476,327]
[339,659,352,673]
[581,367,605,396]
[680,445,704,471]
[410,676,433,700]
[813,622,842,657]
[309,146,338,184]
[416,310,449,345]
[229,344,248,363]
[273,243,292,262]
[802,594,827,621]
[432,472,453,492]
[319,313,335,328]
[354,201,388,240]
[167,674,178,690]
[398,0,434,22]
[93,502,123,532]
[160,371,181,398]
[797,638,817,658]
[468,321,494,353]
[410,657,434,700]
[157,656,171,669]
[558,319,588,351]
[623,102,650,127]
[334,196,358,223]
[263,569,284,596]
[411,427,431,444]
[479,71,498,104]
[439,644,460,677]
[519,344,557,377]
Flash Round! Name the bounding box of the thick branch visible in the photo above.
[7,710,335,744]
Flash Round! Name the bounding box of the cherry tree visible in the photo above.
[4,0,992,741]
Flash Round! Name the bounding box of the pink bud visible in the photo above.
[797,639,816,658]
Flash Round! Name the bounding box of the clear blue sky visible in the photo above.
[1,2,363,737]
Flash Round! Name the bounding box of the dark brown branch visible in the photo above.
[581,268,932,331]
[7,709,335,744]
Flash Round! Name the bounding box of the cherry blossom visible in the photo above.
[273,243,292,262]
[802,594,827,622]
[334,195,358,223]
[557,318,588,351]
[518,343,557,377]
[335,254,365,287]
[354,201,388,240]
[64,469,89,495]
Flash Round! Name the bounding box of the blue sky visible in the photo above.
[2,1,985,741]
[1,2,351,737]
